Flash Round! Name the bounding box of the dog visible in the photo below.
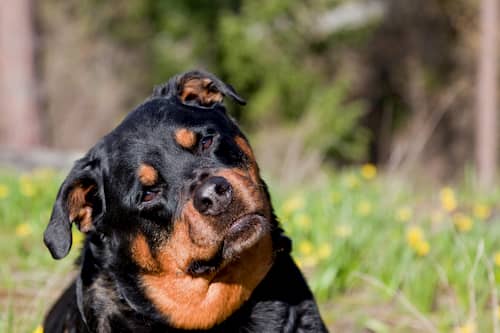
[43,70,328,332]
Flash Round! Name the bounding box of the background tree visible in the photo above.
[476,0,498,189]
[0,0,41,149]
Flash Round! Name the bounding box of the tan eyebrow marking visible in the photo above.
[138,164,158,186]
[174,128,197,149]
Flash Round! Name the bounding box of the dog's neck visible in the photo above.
[75,219,291,331]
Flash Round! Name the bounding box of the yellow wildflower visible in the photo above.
[361,163,377,180]
[453,213,473,233]
[406,226,424,247]
[295,214,312,230]
[318,243,332,259]
[473,203,491,220]
[295,257,303,269]
[73,230,85,247]
[439,187,457,212]
[453,321,476,333]
[282,195,304,216]
[33,325,43,333]
[494,251,500,267]
[0,184,9,199]
[415,240,430,257]
[335,224,352,238]
[497,307,500,319]
[31,167,56,180]
[396,207,412,223]
[15,223,32,237]
[298,240,313,256]
[345,174,359,189]
[19,175,36,197]
[356,200,372,216]
[302,256,319,267]
[330,191,342,204]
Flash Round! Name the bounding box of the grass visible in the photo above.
[1,166,500,332]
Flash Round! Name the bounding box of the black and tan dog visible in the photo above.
[43,70,328,332]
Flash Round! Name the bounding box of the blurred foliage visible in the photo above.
[45,0,373,162]
[3,167,500,331]
[37,0,479,172]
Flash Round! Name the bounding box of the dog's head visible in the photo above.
[43,71,288,330]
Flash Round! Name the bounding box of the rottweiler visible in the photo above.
[43,70,328,332]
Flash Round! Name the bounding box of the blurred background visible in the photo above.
[1,0,498,186]
[1,0,500,332]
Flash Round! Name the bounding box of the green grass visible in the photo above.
[1,166,500,332]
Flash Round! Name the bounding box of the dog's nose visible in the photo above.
[193,176,233,215]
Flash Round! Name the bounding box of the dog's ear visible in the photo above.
[152,70,246,107]
[44,156,106,259]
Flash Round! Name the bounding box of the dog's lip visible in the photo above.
[222,213,267,258]
[186,213,267,277]
[227,213,265,234]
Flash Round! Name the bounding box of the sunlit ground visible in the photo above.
[1,166,500,332]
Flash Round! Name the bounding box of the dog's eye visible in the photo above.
[142,189,160,202]
[200,136,213,151]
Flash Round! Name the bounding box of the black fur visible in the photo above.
[43,71,328,332]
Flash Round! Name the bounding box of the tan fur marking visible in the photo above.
[130,234,160,272]
[180,78,224,106]
[234,136,260,183]
[138,164,158,186]
[142,234,273,330]
[174,128,197,149]
[68,184,94,232]
[215,168,269,214]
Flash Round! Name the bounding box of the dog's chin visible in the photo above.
[186,214,269,276]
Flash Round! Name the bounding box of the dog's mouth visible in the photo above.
[186,213,268,276]
[223,213,267,255]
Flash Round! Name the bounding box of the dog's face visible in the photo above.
[43,71,280,330]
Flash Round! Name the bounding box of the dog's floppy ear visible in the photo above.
[44,155,106,259]
[152,70,246,107]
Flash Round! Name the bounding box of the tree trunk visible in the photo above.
[0,0,41,149]
[476,0,499,189]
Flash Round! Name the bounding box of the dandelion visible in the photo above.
[356,200,372,217]
[302,256,319,267]
[73,230,85,247]
[15,223,32,237]
[406,226,424,247]
[318,243,332,259]
[396,207,412,223]
[439,187,457,212]
[415,240,430,257]
[298,240,313,256]
[453,213,473,233]
[473,203,491,220]
[345,174,360,189]
[282,195,304,216]
[453,321,476,333]
[335,224,352,238]
[19,175,36,197]
[330,191,342,204]
[361,163,377,180]
[33,325,43,333]
[295,257,303,269]
[32,167,56,181]
[0,184,9,199]
[497,307,500,319]
[494,251,500,267]
[295,214,312,230]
